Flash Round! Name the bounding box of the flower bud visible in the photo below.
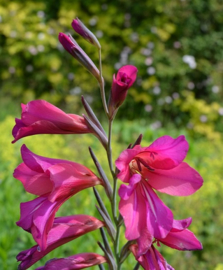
[58,32,100,80]
[72,18,101,49]
[108,65,137,119]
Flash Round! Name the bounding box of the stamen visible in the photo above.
[136,157,154,171]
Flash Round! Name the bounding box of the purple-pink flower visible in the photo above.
[108,65,137,116]
[35,253,107,270]
[130,244,174,270]
[130,217,202,269]
[14,145,102,202]
[116,135,203,255]
[15,145,102,250]
[17,215,104,270]
[12,100,92,143]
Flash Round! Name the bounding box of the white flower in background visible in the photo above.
[182,55,197,69]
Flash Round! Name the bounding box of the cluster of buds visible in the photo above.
[12,17,203,270]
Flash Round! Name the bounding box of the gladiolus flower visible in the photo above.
[15,145,102,250]
[58,32,100,80]
[14,145,102,202]
[130,218,202,269]
[35,253,107,270]
[108,65,137,118]
[130,244,174,270]
[12,100,92,143]
[116,135,203,255]
[17,215,104,270]
[72,18,101,49]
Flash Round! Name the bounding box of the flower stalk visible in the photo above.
[13,16,203,270]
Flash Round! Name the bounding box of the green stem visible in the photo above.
[115,223,121,270]
[107,118,122,269]
[98,48,122,269]
[133,262,140,270]
[107,119,114,174]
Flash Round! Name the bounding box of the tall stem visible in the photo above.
[98,48,109,116]
[107,118,122,269]
[98,47,121,268]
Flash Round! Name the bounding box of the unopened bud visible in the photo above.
[108,65,138,119]
[58,32,100,80]
[72,18,101,49]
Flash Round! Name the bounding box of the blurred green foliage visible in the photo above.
[0,115,223,269]
[0,0,223,138]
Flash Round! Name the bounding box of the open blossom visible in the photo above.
[12,100,92,143]
[14,145,102,202]
[116,135,203,255]
[35,253,107,270]
[17,215,104,270]
[108,65,137,117]
[15,145,102,250]
[130,218,202,269]
[130,244,174,270]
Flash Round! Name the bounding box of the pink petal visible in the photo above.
[137,135,189,170]
[160,229,203,251]
[13,163,52,196]
[171,218,192,232]
[31,199,64,251]
[20,145,72,172]
[130,244,173,270]
[16,197,64,251]
[118,183,142,241]
[144,162,203,196]
[35,253,107,270]
[148,135,188,163]
[17,215,104,270]
[47,163,101,202]
[119,176,153,256]
[117,65,138,87]
[12,100,91,143]
[21,100,78,127]
[115,148,141,182]
[140,181,173,239]
[118,174,141,200]
[16,196,46,232]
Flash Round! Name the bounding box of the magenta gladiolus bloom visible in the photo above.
[116,135,203,255]
[109,65,137,116]
[12,100,92,143]
[35,253,107,270]
[15,145,102,250]
[17,215,104,270]
[14,145,102,202]
[58,32,100,79]
[130,244,174,270]
[130,218,202,269]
